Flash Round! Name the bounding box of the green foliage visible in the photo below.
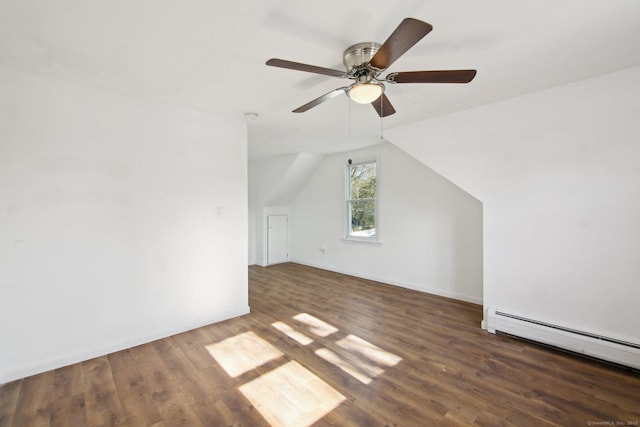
[349,163,376,233]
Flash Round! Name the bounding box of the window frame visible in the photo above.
[344,158,380,243]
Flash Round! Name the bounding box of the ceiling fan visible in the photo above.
[266,18,477,117]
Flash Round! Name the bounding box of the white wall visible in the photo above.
[248,153,323,266]
[249,154,296,266]
[288,143,483,303]
[388,66,640,344]
[0,67,249,383]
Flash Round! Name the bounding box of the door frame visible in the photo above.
[267,214,289,266]
[262,207,290,266]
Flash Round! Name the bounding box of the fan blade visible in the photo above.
[266,58,348,78]
[387,69,477,84]
[371,93,396,117]
[293,87,347,113]
[369,18,433,70]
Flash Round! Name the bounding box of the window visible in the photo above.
[346,161,377,239]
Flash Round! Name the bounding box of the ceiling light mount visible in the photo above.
[343,43,385,104]
[343,42,381,78]
[244,112,259,121]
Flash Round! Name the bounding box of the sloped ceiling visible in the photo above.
[1,1,640,159]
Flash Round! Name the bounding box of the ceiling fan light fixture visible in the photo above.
[348,82,383,104]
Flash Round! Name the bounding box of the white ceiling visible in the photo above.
[2,0,640,159]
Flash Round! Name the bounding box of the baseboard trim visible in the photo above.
[289,259,482,305]
[0,306,250,385]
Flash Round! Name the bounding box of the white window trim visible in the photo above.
[343,155,382,244]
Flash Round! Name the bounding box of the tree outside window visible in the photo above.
[347,162,376,238]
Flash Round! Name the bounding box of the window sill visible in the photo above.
[341,236,383,246]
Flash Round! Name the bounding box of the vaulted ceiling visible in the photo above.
[2,1,640,159]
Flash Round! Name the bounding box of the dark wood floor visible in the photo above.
[2,263,639,426]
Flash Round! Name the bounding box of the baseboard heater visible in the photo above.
[486,307,640,370]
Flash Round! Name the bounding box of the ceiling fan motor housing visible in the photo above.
[343,42,381,78]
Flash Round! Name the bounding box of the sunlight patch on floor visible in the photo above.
[206,313,402,425]
[337,334,402,367]
[293,313,338,337]
[239,360,346,427]
[270,313,403,385]
[205,331,283,378]
[271,321,314,345]
[315,347,381,384]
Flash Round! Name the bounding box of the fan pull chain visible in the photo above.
[348,97,352,143]
[380,98,384,140]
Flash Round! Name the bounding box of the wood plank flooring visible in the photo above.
[1,262,639,426]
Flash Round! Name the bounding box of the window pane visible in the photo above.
[350,163,376,199]
[349,200,376,237]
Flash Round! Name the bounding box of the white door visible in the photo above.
[267,215,288,265]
